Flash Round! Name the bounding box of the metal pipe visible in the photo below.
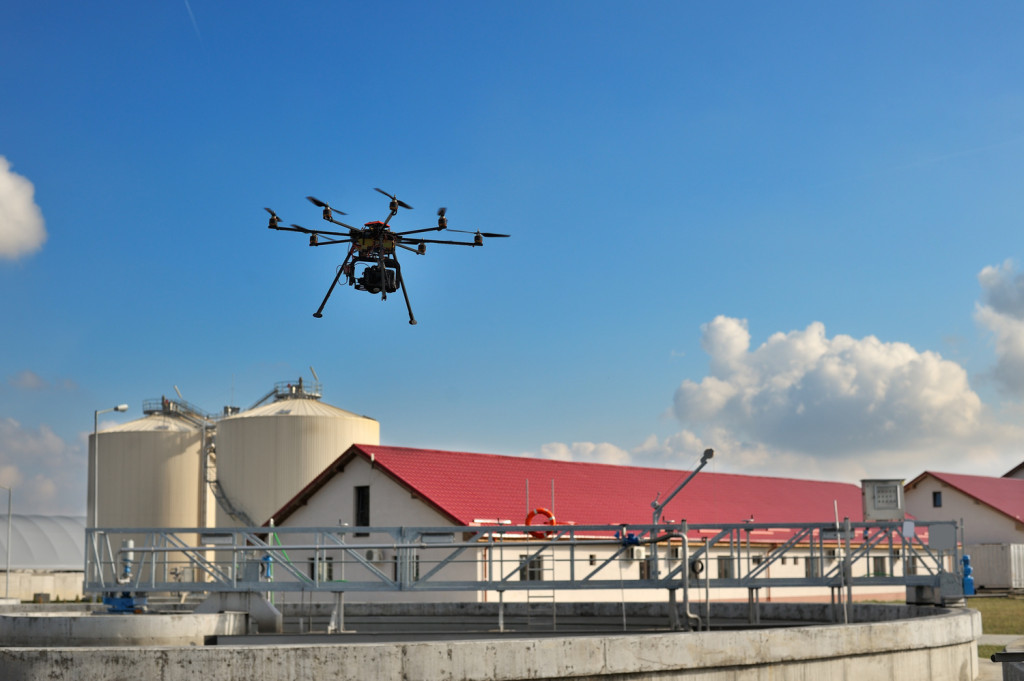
[650,449,713,581]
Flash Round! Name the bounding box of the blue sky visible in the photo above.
[3,2,1024,514]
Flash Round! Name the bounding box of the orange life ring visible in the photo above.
[525,507,556,538]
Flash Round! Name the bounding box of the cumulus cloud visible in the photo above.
[976,260,1024,395]
[0,418,83,514]
[529,300,1024,483]
[0,156,46,260]
[673,316,982,458]
[536,441,632,466]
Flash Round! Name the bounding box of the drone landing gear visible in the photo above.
[312,253,416,324]
[313,251,354,318]
[394,261,417,325]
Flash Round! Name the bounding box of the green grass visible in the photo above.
[968,596,1024,660]
[968,596,1024,636]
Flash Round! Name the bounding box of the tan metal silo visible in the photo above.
[88,410,203,529]
[213,382,379,527]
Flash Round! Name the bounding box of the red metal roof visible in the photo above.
[272,444,868,529]
[912,471,1024,523]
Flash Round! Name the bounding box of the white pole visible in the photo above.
[0,486,10,599]
[93,410,99,528]
[93,404,129,528]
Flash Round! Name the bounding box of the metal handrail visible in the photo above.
[84,520,963,601]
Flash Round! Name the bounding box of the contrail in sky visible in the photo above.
[184,0,202,41]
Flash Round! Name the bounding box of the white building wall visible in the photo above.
[275,458,910,604]
[0,571,83,602]
[905,476,1024,545]
[277,456,478,603]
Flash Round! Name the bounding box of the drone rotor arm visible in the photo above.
[323,216,360,231]
[404,238,478,246]
[393,226,447,236]
[271,224,314,234]
[288,224,352,237]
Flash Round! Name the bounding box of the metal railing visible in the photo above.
[84,519,962,603]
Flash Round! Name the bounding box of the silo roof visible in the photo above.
[0,515,85,571]
[229,399,376,421]
[102,413,198,433]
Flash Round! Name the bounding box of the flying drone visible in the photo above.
[265,188,509,325]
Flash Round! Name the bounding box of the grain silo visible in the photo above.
[213,379,379,527]
[88,399,208,529]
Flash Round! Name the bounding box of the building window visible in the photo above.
[717,557,734,579]
[872,556,887,577]
[932,491,942,508]
[589,554,597,566]
[355,486,370,535]
[519,555,544,581]
[309,556,334,582]
[805,556,821,578]
[639,558,651,580]
[393,554,420,581]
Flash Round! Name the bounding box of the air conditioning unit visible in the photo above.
[627,546,647,561]
[365,549,385,562]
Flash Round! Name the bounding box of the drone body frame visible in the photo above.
[265,188,508,325]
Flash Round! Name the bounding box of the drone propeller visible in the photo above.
[306,196,346,215]
[265,207,283,228]
[445,229,510,238]
[374,187,413,210]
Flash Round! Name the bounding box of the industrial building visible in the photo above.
[260,444,926,603]
[86,378,379,532]
[65,377,954,605]
[0,515,84,602]
[905,470,1024,590]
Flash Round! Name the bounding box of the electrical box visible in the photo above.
[861,479,906,522]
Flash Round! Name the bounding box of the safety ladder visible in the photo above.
[525,559,557,630]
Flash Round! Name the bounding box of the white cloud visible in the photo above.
[0,157,46,260]
[673,316,982,458]
[976,260,1024,395]
[531,311,1024,483]
[9,370,46,390]
[536,441,632,466]
[6,370,77,392]
[0,418,83,514]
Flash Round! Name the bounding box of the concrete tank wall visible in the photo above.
[0,604,981,681]
[0,611,246,646]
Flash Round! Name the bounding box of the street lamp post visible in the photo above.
[93,404,128,528]
[0,485,10,599]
